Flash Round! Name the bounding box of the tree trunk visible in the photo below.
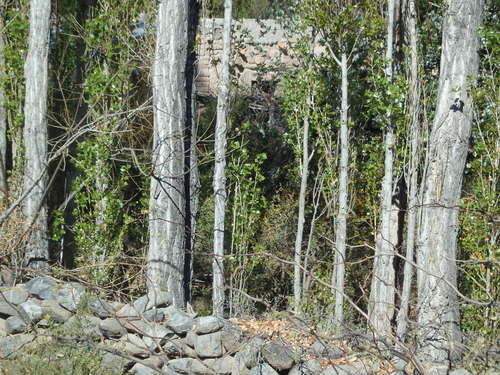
[23,0,51,271]
[396,0,420,341]
[0,12,7,199]
[417,0,483,371]
[293,96,311,315]
[183,0,200,304]
[148,0,189,307]
[333,52,349,330]
[212,0,232,318]
[368,0,396,338]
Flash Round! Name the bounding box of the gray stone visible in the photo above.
[117,303,141,320]
[143,323,175,350]
[238,337,265,368]
[101,352,130,373]
[122,333,150,357]
[450,369,473,375]
[130,362,163,375]
[289,359,322,375]
[194,316,224,334]
[5,316,28,334]
[203,356,236,374]
[19,299,43,323]
[99,318,127,338]
[146,290,172,310]
[0,318,6,336]
[249,363,279,375]
[309,340,344,359]
[168,358,214,374]
[26,276,58,297]
[0,334,34,359]
[144,308,166,322]
[185,330,197,347]
[121,318,150,335]
[262,341,295,371]
[0,301,28,319]
[37,281,86,312]
[0,287,29,305]
[40,299,72,322]
[88,296,115,318]
[194,331,224,358]
[221,322,243,352]
[165,307,194,334]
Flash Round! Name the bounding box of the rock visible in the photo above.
[203,356,236,374]
[194,316,224,334]
[122,333,150,357]
[0,334,34,359]
[99,318,127,338]
[88,296,115,318]
[262,341,295,371]
[137,291,172,311]
[0,301,28,319]
[38,281,86,312]
[0,318,6,336]
[117,303,142,320]
[0,267,14,286]
[130,362,163,375]
[309,340,344,359]
[194,331,224,358]
[101,352,130,373]
[19,299,43,323]
[0,287,29,305]
[238,337,265,368]
[144,308,166,322]
[143,323,175,350]
[289,359,322,375]
[185,330,197,347]
[221,322,243,352]
[40,299,72,323]
[167,358,214,374]
[5,316,28,334]
[26,276,58,297]
[249,363,279,375]
[165,307,194,334]
[450,369,473,375]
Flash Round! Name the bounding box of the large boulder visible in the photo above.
[0,286,29,305]
[194,331,224,358]
[99,318,127,338]
[122,333,150,357]
[262,341,295,371]
[5,316,28,334]
[0,302,28,320]
[143,323,175,350]
[164,306,194,334]
[19,299,43,323]
[40,299,72,323]
[193,316,224,334]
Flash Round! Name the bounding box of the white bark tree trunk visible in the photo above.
[0,13,7,199]
[368,0,396,339]
[396,0,420,341]
[23,0,50,270]
[148,0,189,307]
[333,52,349,329]
[293,96,311,315]
[417,0,483,371]
[212,0,232,318]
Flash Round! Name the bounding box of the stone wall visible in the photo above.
[0,277,383,374]
[196,19,324,97]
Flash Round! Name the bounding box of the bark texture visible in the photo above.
[212,0,232,318]
[148,0,189,307]
[396,0,420,341]
[417,0,483,370]
[333,52,349,329]
[23,0,51,270]
[368,0,396,338]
